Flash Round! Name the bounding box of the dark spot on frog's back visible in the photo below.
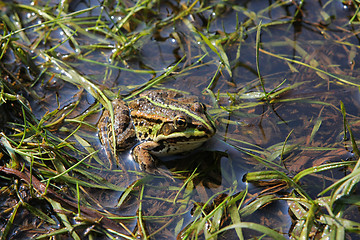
[190,102,204,113]
[170,91,183,99]
[128,100,140,109]
[149,89,182,100]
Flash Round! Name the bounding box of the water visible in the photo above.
[1,0,360,239]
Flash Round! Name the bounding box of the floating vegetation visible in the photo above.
[1,0,360,239]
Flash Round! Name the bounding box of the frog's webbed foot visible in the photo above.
[132,142,174,180]
[132,141,158,172]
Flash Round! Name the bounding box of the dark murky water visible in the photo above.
[2,0,360,239]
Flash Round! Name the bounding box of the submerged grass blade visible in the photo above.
[44,151,96,182]
[22,201,56,225]
[208,222,287,240]
[116,177,147,208]
[259,48,360,87]
[47,198,81,240]
[240,195,277,217]
[137,183,148,240]
[293,161,356,183]
[340,101,360,156]
[72,134,103,166]
[255,20,268,100]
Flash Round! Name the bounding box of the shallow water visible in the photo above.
[1,0,360,239]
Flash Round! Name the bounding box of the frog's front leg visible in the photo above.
[132,141,160,172]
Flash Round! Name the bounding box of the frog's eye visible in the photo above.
[174,116,187,129]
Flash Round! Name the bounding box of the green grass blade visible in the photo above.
[1,203,20,240]
[208,222,287,240]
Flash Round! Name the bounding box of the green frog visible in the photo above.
[98,90,216,172]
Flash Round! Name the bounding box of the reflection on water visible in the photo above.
[1,0,360,238]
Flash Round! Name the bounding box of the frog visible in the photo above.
[98,90,216,173]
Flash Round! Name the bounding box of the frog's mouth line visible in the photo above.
[154,135,211,144]
[150,139,206,155]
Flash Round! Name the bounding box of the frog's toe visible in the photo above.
[139,159,156,173]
